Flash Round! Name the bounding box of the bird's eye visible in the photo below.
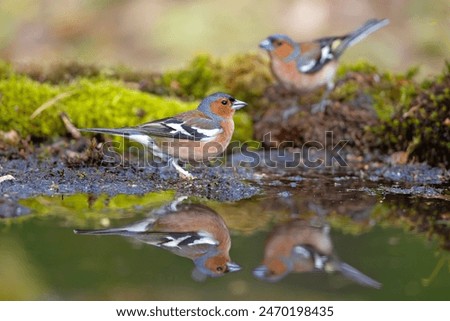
[216,266,224,272]
[276,41,283,47]
[221,99,228,105]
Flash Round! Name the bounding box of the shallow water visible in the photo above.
[0,177,449,300]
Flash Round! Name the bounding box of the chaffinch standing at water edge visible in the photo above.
[74,197,241,280]
[259,19,389,113]
[80,93,247,179]
[253,219,381,288]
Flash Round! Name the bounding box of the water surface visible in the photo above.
[1,178,449,300]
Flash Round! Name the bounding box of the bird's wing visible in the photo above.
[295,41,322,73]
[75,225,218,257]
[296,38,344,74]
[138,111,223,142]
[291,244,329,271]
[158,231,217,247]
[145,231,218,258]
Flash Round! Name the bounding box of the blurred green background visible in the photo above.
[0,0,448,76]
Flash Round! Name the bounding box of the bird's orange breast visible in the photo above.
[270,57,338,92]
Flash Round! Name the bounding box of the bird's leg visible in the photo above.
[282,96,302,120]
[151,195,189,217]
[311,81,334,114]
[171,158,195,180]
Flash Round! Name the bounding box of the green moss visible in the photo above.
[371,62,449,166]
[1,57,448,166]
[336,60,379,77]
[158,52,272,109]
[0,61,14,79]
[220,53,273,110]
[334,61,419,123]
[160,54,224,99]
[18,191,176,226]
[64,79,198,129]
[0,75,194,138]
[0,75,61,137]
[337,60,448,166]
[405,66,420,80]
[327,212,374,235]
[232,111,253,142]
[330,79,359,101]
[0,63,253,142]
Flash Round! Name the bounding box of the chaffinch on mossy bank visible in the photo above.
[80,92,247,179]
[260,19,389,112]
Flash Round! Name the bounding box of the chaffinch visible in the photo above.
[74,196,241,280]
[253,219,381,288]
[259,18,389,113]
[80,92,247,179]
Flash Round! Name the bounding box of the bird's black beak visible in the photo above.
[259,38,274,51]
[231,99,247,110]
[226,261,242,273]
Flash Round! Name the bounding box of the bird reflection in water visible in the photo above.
[253,218,381,288]
[74,196,241,281]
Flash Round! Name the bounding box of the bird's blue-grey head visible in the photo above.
[197,92,247,122]
[259,34,296,52]
[253,257,293,282]
[191,249,242,280]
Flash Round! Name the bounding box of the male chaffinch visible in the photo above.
[80,92,247,179]
[74,196,241,280]
[259,18,389,113]
[253,219,381,288]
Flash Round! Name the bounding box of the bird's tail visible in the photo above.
[79,127,142,138]
[74,217,156,237]
[333,18,389,58]
[338,262,382,289]
[74,228,133,236]
[74,228,186,248]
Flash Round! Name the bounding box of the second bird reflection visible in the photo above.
[253,219,381,289]
[74,197,241,281]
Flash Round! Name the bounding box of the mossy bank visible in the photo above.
[1,55,449,180]
[1,56,449,168]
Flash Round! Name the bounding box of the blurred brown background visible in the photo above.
[0,0,448,76]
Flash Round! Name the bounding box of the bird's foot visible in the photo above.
[171,159,195,180]
[311,99,331,114]
[282,105,301,120]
